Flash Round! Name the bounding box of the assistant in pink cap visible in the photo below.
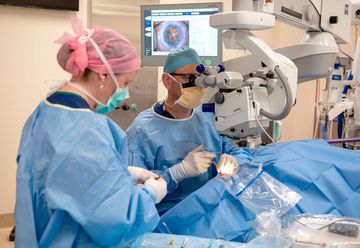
[56,18,140,77]
[14,18,167,248]
[52,18,142,114]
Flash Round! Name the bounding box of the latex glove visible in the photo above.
[128,166,159,184]
[217,154,239,179]
[144,177,167,204]
[169,145,216,182]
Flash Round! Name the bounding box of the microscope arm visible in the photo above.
[222,30,298,120]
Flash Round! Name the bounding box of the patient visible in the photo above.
[157,139,360,242]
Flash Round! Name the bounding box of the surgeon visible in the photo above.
[14,18,167,247]
[126,46,253,215]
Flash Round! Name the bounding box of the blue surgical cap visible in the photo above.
[164,46,201,73]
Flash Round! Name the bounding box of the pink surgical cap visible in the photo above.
[56,18,140,77]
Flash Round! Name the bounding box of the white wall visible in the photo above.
[0,1,89,214]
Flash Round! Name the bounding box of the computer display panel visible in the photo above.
[141,2,223,66]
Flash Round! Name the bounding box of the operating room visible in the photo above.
[1,0,360,247]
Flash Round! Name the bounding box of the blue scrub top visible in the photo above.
[153,102,174,119]
[47,91,90,109]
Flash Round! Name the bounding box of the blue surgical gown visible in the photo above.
[126,102,253,215]
[15,98,160,248]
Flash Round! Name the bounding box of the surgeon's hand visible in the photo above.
[128,166,159,184]
[144,177,167,204]
[217,154,239,179]
[169,145,216,182]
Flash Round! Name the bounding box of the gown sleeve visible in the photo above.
[45,124,160,246]
[221,136,253,165]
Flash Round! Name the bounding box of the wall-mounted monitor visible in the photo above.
[141,2,223,67]
[0,0,79,11]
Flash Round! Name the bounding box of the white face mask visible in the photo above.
[166,73,205,109]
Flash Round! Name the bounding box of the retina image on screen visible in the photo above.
[141,3,223,66]
[153,21,189,52]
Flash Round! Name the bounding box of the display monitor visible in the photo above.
[141,2,222,66]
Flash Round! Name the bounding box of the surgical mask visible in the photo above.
[178,87,205,109]
[68,33,130,114]
[95,87,129,114]
[167,73,205,109]
[68,83,129,115]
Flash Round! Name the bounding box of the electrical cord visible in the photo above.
[255,114,276,143]
[259,66,293,120]
[283,213,360,230]
[339,47,354,61]
[317,218,360,230]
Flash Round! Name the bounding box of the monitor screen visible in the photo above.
[0,0,79,11]
[141,2,222,66]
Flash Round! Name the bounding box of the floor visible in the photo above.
[0,227,14,248]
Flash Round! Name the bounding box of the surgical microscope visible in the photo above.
[195,0,352,149]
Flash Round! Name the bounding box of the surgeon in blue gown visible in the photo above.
[126,47,253,215]
[15,19,167,247]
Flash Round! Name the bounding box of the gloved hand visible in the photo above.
[169,145,216,182]
[216,154,239,179]
[144,177,167,204]
[128,166,159,184]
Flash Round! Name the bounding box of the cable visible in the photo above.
[313,80,322,138]
[356,25,359,46]
[283,213,309,228]
[317,218,360,230]
[255,114,276,143]
[283,213,360,231]
[339,47,354,61]
[336,55,341,64]
[322,115,329,140]
[329,120,333,139]
[259,66,293,120]
[314,114,320,138]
